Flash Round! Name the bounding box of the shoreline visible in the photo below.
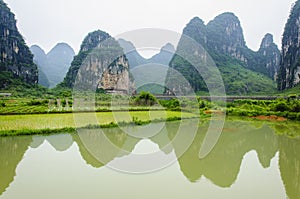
[0,113,299,137]
[0,116,197,137]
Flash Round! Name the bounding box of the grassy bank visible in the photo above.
[0,111,198,136]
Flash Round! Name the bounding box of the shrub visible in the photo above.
[291,101,300,112]
[134,92,157,106]
[0,101,6,107]
[288,94,297,100]
[27,99,48,106]
[159,98,180,109]
[297,113,300,121]
[61,99,67,107]
[274,102,289,112]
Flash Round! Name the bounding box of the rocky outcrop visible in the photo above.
[61,30,132,94]
[258,34,280,81]
[30,43,75,88]
[206,12,247,62]
[0,0,37,88]
[117,39,147,68]
[278,0,300,90]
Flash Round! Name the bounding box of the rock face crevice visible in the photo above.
[0,0,37,88]
[278,0,300,90]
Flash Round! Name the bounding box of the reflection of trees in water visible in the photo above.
[279,136,300,199]
[0,136,32,196]
[167,120,278,187]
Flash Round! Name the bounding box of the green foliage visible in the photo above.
[273,102,289,112]
[61,99,67,107]
[0,101,5,107]
[159,98,180,110]
[134,92,157,106]
[219,64,277,95]
[27,99,48,106]
[226,98,300,121]
[291,101,300,112]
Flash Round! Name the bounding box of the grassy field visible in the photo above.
[0,111,197,132]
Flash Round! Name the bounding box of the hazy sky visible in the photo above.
[5,0,296,55]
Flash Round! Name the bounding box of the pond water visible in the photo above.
[0,119,299,199]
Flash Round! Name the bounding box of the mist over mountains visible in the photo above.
[30,43,75,88]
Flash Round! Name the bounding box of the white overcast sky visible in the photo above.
[5,0,296,55]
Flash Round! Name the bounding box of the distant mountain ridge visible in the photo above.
[166,13,278,95]
[118,39,175,67]
[0,0,37,88]
[30,43,75,88]
[118,39,175,94]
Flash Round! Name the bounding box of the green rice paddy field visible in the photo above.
[0,111,197,132]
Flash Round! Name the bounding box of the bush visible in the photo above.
[0,101,6,107]
[27,99,48,106]
[134,92,157,106]
[61,99,67,107]
[288,94,297,100]
[297,113,300,121]
[291,101,300,112]
[274,102,289,112]
[159,98,180,109]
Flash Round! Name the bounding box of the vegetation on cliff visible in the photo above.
[0,0,38,89]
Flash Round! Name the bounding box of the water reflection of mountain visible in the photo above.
[279,136,300,199]
[168,120,278,187]
[0,136,32,196]
[30,134,73,151]
[0,120,299,198]
[71,124,175,168]
[72,128,142,168]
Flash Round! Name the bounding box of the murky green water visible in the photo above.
[0,119,299,199]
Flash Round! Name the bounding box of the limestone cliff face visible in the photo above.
[207,12,247,62]
[61,30,111,88]
[0,0,37,88]
[278,0,300,90]
[61,30,132,94]
[99,55,131,92]
[258,34,280,81]
[182,17,207,47]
